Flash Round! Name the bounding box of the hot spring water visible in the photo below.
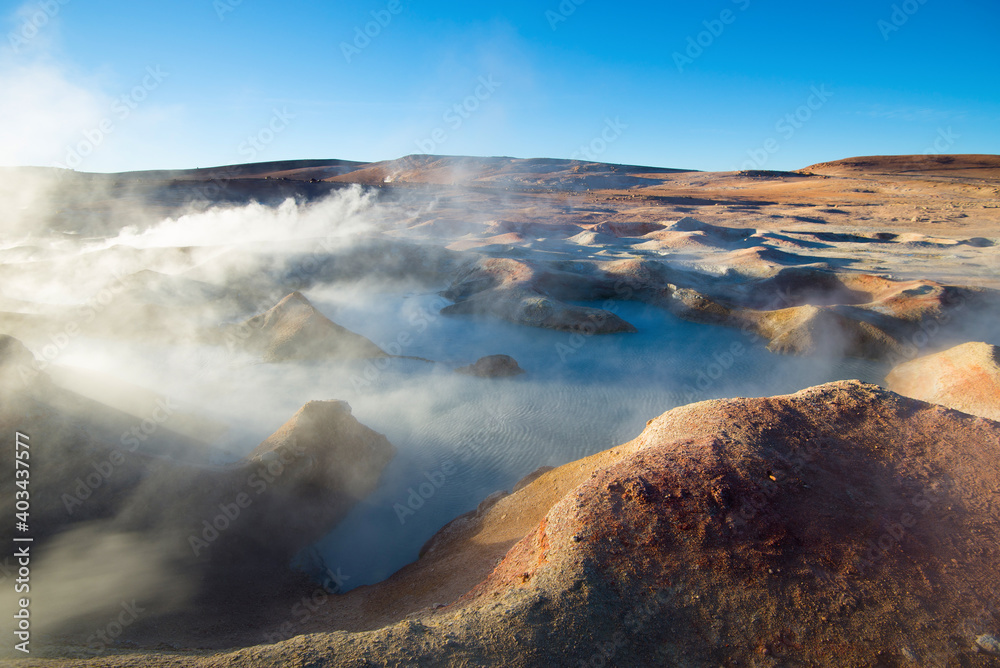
[55,290,890,592]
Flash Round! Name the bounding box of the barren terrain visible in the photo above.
[1,153,998,666]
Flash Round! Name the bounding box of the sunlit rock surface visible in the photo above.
[886,341,1000,421]
[239,291,389,362]
[34,380,1000,667]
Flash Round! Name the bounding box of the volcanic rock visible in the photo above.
[437,247,992,361]
[885,341,1000,421]
[63,380,1000,666]
[248,400,396,504]
[0,333,37,383]
[116,399,396,602]
[456,354,525,378]
[238,291,388,362]
[741,303,902,358]
[438,380,1000,666]
[0,345,396,616]
[667,215,755,242]
[589,221,666,238]
[442,257,637,334]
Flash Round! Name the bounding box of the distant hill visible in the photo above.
[802,154,1000,181]
[322,154,695,190]
[114,158,369,182]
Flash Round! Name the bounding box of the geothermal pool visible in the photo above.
[304,292,888,589]
[53,284,889,591]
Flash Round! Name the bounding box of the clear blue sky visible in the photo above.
[1,0,998,172]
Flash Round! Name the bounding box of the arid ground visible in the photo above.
[1,154,998,667]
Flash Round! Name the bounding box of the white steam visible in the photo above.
[101,185,384,250]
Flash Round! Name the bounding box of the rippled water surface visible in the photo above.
[59,289,889,590]
[303,291,888,589]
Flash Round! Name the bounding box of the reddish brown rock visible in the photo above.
[442,258,637,334]
[455,354,525,378]
[14,382,1000,667]
[454,380,1000,666]
[886,341,1000,421]
[239,291,387,362]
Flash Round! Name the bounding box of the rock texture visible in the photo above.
[0,333,40,384]
[442,258,638,334]
[238,291,388,362]
[0,338,395,626]
[886,341,1000,421]
[455,354,525,378]
[27,381,1000,666]
[437,245,993,360]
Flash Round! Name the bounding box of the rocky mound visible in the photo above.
[454,382,1000,666]
[442,258,637,334]
[886,341,1000,421]
[0,333,38,383]
[803,154,1000,181]
[248,400,396,505]
[455,354,525,378]
[119,398,396,603]
[0,340,396,636]
[35,381,1000,666]
[740,304,902,358]
[438,233,996,360]
[238,291,388,362]
[667,216,756,242]
[589,221,666,238]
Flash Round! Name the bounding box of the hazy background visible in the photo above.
[2,0,999,172]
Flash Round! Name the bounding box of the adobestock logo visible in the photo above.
[53,66,169,170]
[673,0,751,73]
[6,0,70,53]
[545,0,587,31]
[923,127,959,155]
[414,75,501,154]
[392,460,458,525]
[877,0,929,41]
[340,0,404,64]
[739,85,833,171]
[570,117,628,162]
[238,107,295,160]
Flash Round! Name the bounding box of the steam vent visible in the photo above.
[3,153,998,667]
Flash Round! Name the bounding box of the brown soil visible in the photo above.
[17,381,1000,667]
[3,153,1000,667]
[886,341,1000,421]
[239,292,388,362]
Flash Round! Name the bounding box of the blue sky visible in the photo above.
[1,0,997,172]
